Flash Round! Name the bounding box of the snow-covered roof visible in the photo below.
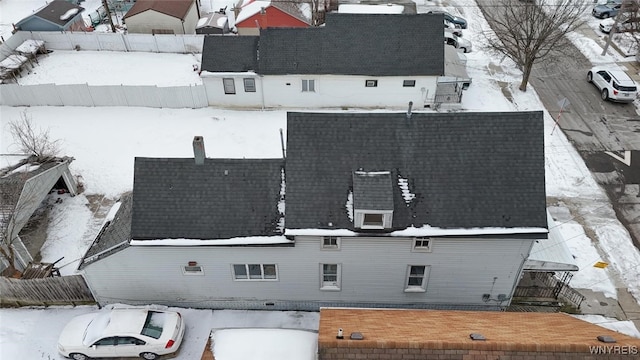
[338,4,404,14]
[524,211,579,271]
[235,0,312,25]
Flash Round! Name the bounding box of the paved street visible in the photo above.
[475,0,640,330]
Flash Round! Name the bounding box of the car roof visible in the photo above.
[608,69,636,85]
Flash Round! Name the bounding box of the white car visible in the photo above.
[587,66,638,102]
[599,17,636,33]
[58,308,186,360]
[444,29,472,53]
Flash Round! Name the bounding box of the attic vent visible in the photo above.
[597,335,616,343]
[350,332,364,340]
[469,333,486,341]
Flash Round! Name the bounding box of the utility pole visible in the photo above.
[102,0,117,33]
[602,0,638,55]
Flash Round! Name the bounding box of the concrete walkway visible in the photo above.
[578,288,640,333]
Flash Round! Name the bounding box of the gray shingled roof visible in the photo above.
[131,157,284,240]
[79,193,132,269]
[284,111,547,231]
[201,13,444,76]
[32,0,85,27]
[201,35,259,72]
[352,171,394,210]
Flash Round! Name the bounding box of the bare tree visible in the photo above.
[482,0,589,91]
[8,110,61,162]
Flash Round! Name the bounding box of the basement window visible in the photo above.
[403,80,416,87]
[365,80,378,87]
[182,265,204,275]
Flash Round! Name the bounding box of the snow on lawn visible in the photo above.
[18,51,202,86]
[574,314,640,338]
[212,329,317,360]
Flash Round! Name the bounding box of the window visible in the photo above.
[321,263,341,290]
[412,237,432,252]
[363,213,383,227]
[93,337,117,346]
[365,80,378,87]
[182,265,204,275]
[322,236,340,250]
[243,78,256,92]
[403,80,416,87]
[405,265,429,292]
[141,311,165,339]
[233,264,278,280]
[302,79,315,92]
[118,337,146,345]
[223,78,236,94]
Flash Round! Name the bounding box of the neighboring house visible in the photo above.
[318,308,640,360]
[13,0,87,33]
[196,12,231,34]
[123,0,200,34]
[79,111,547,311]
[0,157,77,274]
[200,13,467,109]
[234,0,312,35]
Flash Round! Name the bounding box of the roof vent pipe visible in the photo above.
[406,101,413,120]
[193,136,206,165]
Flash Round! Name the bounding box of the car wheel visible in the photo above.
[587,71,593,83]
[601,88,609,100]
[70,354,90,360]
[140,352,159,360]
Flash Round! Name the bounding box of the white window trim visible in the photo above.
[232,264,279,281]
[182,265,204,276]
[320,263,341,291]
[404,265,429,293]
[302,79,316,92]
[411,237,432,253]
[321,236,341,250]
[354,210,393,229]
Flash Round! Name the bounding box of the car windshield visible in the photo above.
[140,311,167,339]
[83,312,111,346]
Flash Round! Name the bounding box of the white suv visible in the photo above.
[587,66,638,102]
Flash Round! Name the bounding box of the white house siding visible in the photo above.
[202,74,439,109]
[81,235,535,310]
[125,5,199,34]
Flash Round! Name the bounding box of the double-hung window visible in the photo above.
[233,264,278,280]
[223,78,236,94]
[320,263,341,290]
[302,79,315,92]
[405,265,429,292]
[243,78,256,92]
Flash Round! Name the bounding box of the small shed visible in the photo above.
[196,12,230,34]
[13,0,87,33]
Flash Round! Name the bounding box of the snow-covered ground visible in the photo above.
[1,0,640,359]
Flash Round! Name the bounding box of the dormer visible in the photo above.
[352,171,394,230]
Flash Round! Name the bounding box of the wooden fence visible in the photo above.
[0,275,95,307]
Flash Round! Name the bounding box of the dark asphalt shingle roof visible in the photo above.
[123,0,194,20]
[202,35,259,72]
[201,13,444,76]
[352,171,394,210]
[130,157,284,240]
[30,0,85,27]
[284,111,547,231]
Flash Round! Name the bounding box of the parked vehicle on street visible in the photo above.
[592,0,622,19]
[427,10,467,29]
[587,66,638,102]
[599,17,637,33]
[444,20,463,37]
[445,29,472,53]
[57,308,186,360]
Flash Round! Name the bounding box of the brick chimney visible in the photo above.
[193,136,205,165]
